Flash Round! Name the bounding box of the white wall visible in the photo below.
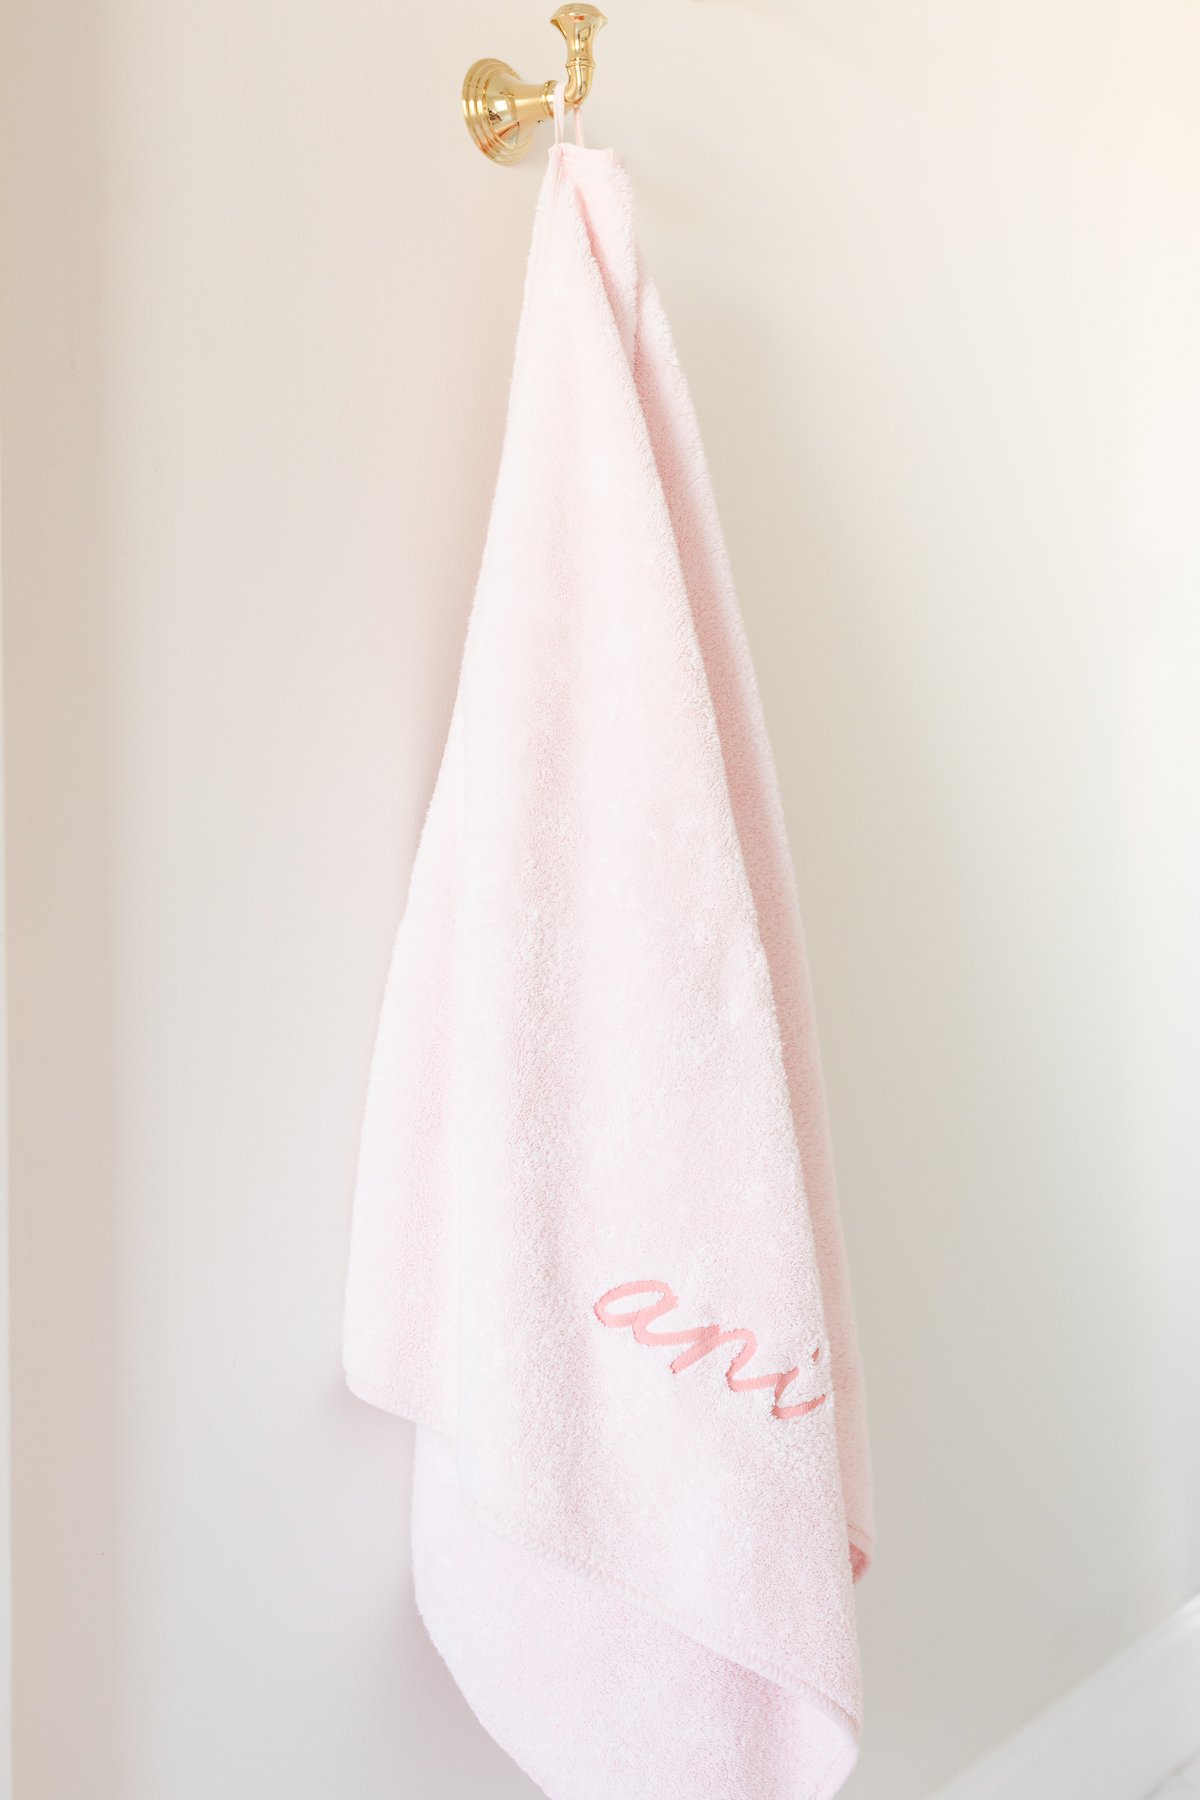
[2,3,1198,1797]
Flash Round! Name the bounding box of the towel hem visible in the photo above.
[342,1367,455,1438]
[410,1561,858,1800]
[470,1477,861,1746]
[343,1367,868,1703]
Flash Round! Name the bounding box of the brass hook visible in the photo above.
[462,6,607,166]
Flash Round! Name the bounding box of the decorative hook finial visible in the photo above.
[551,6,605,108]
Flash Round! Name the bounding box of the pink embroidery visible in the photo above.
[593,1280,828,1422]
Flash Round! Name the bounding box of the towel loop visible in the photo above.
[552,80,586,148]
[462,6,605,165]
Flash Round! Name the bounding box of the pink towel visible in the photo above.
[343,120,874,1800]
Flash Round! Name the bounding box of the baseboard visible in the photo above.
[929,1592,1200,1800]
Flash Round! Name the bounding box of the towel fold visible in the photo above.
[343,134,873,1800]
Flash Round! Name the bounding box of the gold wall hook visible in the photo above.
[462,6,607,166]
[553,4,604,107]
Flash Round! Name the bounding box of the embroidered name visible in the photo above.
[593,1280,828,1422]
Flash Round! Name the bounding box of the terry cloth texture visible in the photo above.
[343,134,874,1800]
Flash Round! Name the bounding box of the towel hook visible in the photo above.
[462,6,607,165]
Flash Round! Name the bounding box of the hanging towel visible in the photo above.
[343,106,874,1800]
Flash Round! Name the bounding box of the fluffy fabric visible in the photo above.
[343,134,874,1800]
